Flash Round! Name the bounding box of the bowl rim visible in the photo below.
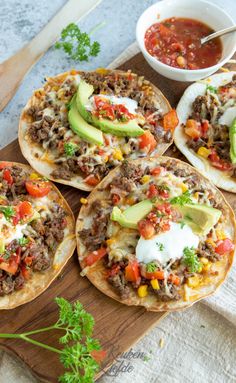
[136,0,236,74]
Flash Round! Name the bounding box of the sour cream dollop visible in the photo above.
[136,222,199,265]
[0,215,27,246]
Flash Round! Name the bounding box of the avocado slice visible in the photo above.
[76,81,145,137]
[69,96,104,146]
[0,239,5,254]
[111,200,153,229]
[229,117,236,164]
[176,203,221,236]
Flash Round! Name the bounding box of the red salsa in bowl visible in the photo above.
[144,17,222,70]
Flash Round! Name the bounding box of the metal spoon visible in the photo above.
[201,25,236,45]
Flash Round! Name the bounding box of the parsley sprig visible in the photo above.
[0,298,103,382]
[146,262,157,272]
[183,246,202,273]
[64,142,78,157]
[206,85,217,94]
[55,22,105,62]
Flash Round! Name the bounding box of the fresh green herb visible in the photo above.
[0,206,15,221]
[146,262,157,273]
[64,142,78,157]
[55,22,105,62]
[206,85,217,94]
[0,298,103,383]
[180,221,186,229]
[183,246,202,273]
[18,237,29,246]
[156,242,164,251]
[170,191,192,206]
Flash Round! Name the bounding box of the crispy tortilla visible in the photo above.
[18,69,172,191]
[76,157,236,311]
[0,162,76,310]
[175,71,236,193]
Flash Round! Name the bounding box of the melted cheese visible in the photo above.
[0,215,27,246]
[219,106,236,127]
[136,222,199,265]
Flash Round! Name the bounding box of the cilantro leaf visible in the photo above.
[146,262,157,272]
[55,22,103,62]
[0,206,15,220]
[18,237,29,246]
[156,242,164,251]
[206,85,217,94]
[170,191,193,206]
[64,142,78,157]
[182,246,202,273]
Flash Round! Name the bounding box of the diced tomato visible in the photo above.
[12,213,20,226]
[84,248,107,266]
[84,175,100,186]
[162,222,170,232]
[201,120,209,137]
[0,253,20,275]
[25,180,51,197]
[150,167,162,176]
[138,219,155,239]
[139,131,157,153]
[112,194,120,205]
[24,256,34,266]
[107,264,120,278]
[98,149,105,156]
[163,110,179,131]
[90,349,106,363]
[184,119,201,139]
[18,201,33,220]
[144,270,165,280]
[21,264,31,280]
[0,162,12,170]
[125,260,140,282]
[147,184,158,198]
[155,202,172,215]
[159,23,173,37]
[208,150,233,171]
[158,189,169,199]
[3,169,13,185]
[168,274,180,285]
[215,239,234,255]
[104,135,110,146]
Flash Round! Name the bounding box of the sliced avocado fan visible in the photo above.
[111,199,221,235]
[76,80,145,137]
[230,117,236,164]
[68,96,104,146]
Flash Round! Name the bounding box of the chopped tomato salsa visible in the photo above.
[145,17,222,70]
[93,96,135,122]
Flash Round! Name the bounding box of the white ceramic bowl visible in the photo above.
[136,0,236,81]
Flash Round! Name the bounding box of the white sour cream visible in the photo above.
[86,94,138,115]
[0,215,27,246]
[136,222,199,265]
[219,106,236,127]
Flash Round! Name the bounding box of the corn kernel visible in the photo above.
[203,262,212,272]
[181,183,188,192]
[80,198,88,205]
[104,156,109,163]
[29,172,39,180]
[70,69,77,75]
[137,285,148,298]
[126,197,135,205]
[106,238,116,245]
[150,279,160,290]
[200,257,209,265]
[206,238,216,248]
[113,149,123,161]
[216,229,227,240]
[197,147,211,158]
[96,68,109,75]
[194,192,199,200]
[57,89,65,100]
[141,175,150,184]
[187,276,200,288]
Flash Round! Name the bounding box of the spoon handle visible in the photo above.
[201,25,236,44]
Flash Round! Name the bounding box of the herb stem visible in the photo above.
[22,325,57,336]
[0,332,61,354]
[89,21,106,36]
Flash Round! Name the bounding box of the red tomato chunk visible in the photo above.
[145,17,222,70]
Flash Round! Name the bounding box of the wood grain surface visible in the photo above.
[0,52,235,383]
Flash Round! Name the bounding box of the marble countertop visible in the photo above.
[1,1,236,383]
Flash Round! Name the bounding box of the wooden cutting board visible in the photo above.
[0,53,235,383]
